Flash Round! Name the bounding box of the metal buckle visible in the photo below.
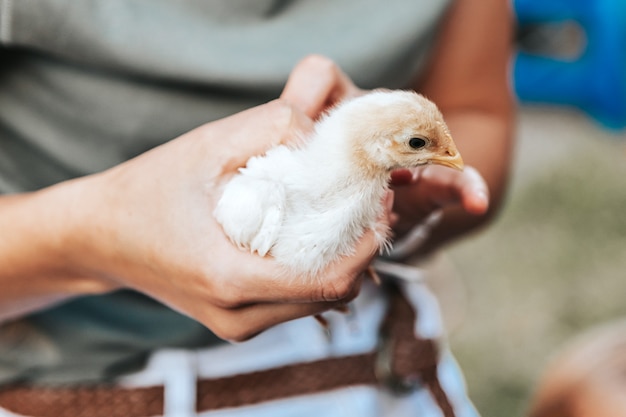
[374,330,420,395]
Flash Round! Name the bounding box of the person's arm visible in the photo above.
[0,101,383,340]
[393,0,516,256]
[0,186,118,322]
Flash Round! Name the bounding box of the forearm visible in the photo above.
[399,0,515,257]
[0,100,384,339]
[0,180,114,322]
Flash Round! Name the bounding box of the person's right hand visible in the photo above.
[61,100,385,341]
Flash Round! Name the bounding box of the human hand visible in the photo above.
[389,164,489,241]
[280,54,364,118]
[67,100,383,341]
[280,55,490,256]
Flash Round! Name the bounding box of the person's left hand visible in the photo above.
[389,165,489,236]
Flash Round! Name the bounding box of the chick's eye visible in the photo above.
[409,137,427,149]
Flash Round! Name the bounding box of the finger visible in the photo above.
[390,168,413,185]
[212,197,385,307]
[425,165,489,214]
[207,179,372,306]
[459,166,489,214]
[238,227,378,304]
[279,194,392,303]
[203,300,346,342]
[199,100,315,170]
[394,165,488,214]
[280,55,362,119]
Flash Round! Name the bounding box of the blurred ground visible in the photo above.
[432,106,626,417]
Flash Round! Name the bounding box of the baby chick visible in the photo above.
[214,90,463,278]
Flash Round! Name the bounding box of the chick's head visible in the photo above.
[342,90,464,175]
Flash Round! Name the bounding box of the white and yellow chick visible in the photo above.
[214,90,463,277]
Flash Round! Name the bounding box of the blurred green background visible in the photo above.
[432,106,626,417]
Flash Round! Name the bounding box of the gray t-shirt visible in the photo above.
[0,0,451,384]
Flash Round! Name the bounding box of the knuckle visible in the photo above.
[319,274,358,302]
[266,98,296,123]
[266,99,297,130]
[189,268,237,309]
[212,322,259,342]
[210,322,236,341]
[265,98,309,145]
[211,283,247,309]
[229,330,260,343]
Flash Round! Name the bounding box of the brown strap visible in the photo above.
[0,285,456,417]
[0,385,164,417]
[382,283,456,417]
[197,353,378,411]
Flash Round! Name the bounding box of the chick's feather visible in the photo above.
[214,90,463,277]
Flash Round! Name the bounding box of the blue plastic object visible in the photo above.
[513,0,626,130]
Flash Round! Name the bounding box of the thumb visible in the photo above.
[281,55,362,119]
[200,100,315,171]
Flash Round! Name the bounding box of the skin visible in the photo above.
[403,0,516,255]
[282,0,515,258]
[0,0,514,340]
[529,321,626,417]
[0,103,386,341]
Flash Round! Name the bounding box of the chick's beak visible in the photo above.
[429,141,464,171]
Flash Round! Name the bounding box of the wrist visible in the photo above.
[27,177,119,295]
[0,178,119,320]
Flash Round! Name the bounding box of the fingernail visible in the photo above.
[471,190,489,213]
